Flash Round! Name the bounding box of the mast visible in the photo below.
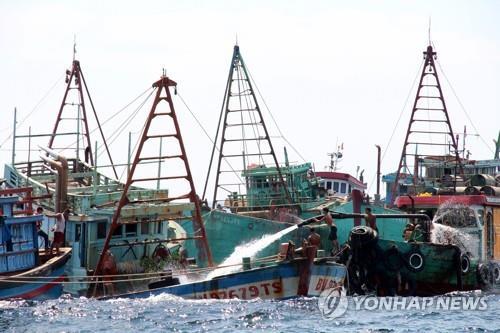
[48,58,118,179]
[93,74,213,287]
[392,44,463,202]
[202,45,292,208]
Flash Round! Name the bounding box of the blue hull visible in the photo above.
[0,249,71,300]
[109,260,346,300]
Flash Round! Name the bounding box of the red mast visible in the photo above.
[392,44,463,202]
[48,59,118,179]
[93,74,213,288]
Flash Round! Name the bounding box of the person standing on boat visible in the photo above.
[50,213,65,255]
[364,207,378,232]
[315,207,339,254]
[35,207,49,250]
[307,227,321,248]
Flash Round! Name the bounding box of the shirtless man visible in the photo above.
[365,207,378,232]
[315,207,339,254]
[307,227,321,248]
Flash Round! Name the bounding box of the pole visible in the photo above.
[11,108,17,166]
[157,137,162,190]
[375,145,381,204]
[127,132,132,178]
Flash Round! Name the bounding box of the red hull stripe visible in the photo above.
[15,276,65,299]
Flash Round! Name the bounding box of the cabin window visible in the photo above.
[333,182,339,192]
[140,222,149,235]
[326,181,332,190]
[125,223,137,237]
[97,222,107,239]
[156,221,163,234]
[112,225,123,238]
[340,183,347,193]
[348,185,352,194]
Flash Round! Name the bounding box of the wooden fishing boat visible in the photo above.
[103,246,347,300]
[3,59,213,296]
[0,187,71,300]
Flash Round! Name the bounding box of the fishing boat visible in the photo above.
[356,41,500,294]
[175,44,373,264]
[3,59,212,296]
[104,246,347,300]
[0,187,71,300]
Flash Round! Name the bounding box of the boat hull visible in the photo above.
[110,260,346,300]
[0,248,72,300]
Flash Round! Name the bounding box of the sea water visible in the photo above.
[431,201,480,257]
[206,225,299,279]
[1,292,498,332]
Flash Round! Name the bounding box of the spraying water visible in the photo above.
[430,200,479,257]
[206,224,299,279]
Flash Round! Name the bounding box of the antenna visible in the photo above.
[73,35,77,61]
[235,33,238,46]
[428,17,432,45]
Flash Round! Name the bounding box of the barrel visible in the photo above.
[480,186,499,196]
[464,186,481,195]
[470,174,496,187]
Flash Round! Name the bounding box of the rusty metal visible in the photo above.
[392,44,463,203]
[48,60,118,179]
[202,45,292,208]
[93,75,214,292]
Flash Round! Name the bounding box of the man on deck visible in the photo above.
[365,207,378,232]
[315,207,339,254]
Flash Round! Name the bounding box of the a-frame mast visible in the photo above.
[202,45,292,208]
[48,59,118,179]
[93,74,213,287]
[392,44,463,201]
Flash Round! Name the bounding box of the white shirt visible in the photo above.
[54,215,65,233]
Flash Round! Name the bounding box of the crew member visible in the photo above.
[315,207,339,254]
[35,207,49,250]
[365,207,378,232]
[307,227,321,248]
[50,213,65,255]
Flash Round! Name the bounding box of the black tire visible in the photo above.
[348,226,378,248]
[477,263,492,288]
[383,246,403,272]
[493,264,500,284]
[404,250,426,273]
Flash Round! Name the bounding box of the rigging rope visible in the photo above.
[367,59,425,193]
[245,63,307,163]
[176,92,244,185]
[436,59,494,155]
[0,73,65,149]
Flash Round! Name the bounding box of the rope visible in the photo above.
[0,73,65,149]
[245,62,307,163]
[0,254,283,284]
[367,59,425,193]
[53,86,153,158]
[436,59,494,155]
[176,92,244,185]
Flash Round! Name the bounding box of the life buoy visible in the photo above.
[460,253,470,274]
[493,265,500,284]
[405,250,425,273]
[383,246,403,272]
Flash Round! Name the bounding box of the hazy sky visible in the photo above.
[0,0,499,197]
